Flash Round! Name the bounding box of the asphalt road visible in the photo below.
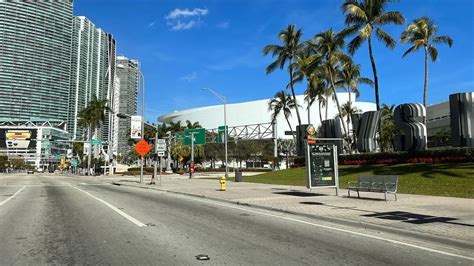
[0,173,472,265]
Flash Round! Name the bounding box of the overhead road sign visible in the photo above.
[218,126,228,144]
[184,128,206,145]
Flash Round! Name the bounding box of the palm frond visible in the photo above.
[401,44,421,58]
[432,36,453,47]
[342,1,368,23]
[374,11,405,25]
[428,45,438,62]
[262,44,283,56]
[347,35,364,55]
[358,77,374,86]
[375,28,396,49]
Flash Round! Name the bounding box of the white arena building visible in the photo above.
[159,93,376,138]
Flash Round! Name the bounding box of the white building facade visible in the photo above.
[159,93,376,138]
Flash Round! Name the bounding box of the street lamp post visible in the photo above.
[202,88,228,178]
[139,71,145,184]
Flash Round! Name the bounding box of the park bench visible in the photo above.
[347,175,399,201]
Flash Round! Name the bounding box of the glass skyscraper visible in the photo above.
[0,1,73,121]
[68,16,116,142]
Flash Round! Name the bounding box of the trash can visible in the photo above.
[234,168,243,182]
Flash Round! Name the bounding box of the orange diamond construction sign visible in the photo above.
[134,139,152,157]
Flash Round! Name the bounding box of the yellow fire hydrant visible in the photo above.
[219,176,226,191]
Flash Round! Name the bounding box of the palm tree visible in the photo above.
[268,90,299,141]
[186,120,202,129]
[263,24,305,127]
[379,103,399,151]
[339,103,362,144]
[312,29,351,138]
[294,44,324,125]
[168,121,185,133]
[400,17,453,123]
[78,97,111,175]
[336,62,373,112]
[341,0,405,110]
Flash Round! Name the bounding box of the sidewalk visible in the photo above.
[108,174,474,246]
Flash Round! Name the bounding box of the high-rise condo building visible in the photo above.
[116,56,139,157]
[0,1,73,122]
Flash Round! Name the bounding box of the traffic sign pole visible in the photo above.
[153,129,158,184]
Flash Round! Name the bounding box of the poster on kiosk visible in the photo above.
[304,124,340,195]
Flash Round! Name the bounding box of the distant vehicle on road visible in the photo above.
[27,170,34,174]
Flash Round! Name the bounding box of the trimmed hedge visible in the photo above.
[339,148,473,165]
[125,167,272,174]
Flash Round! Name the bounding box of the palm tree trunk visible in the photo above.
[289,65,302,126]
[348,88,353,151]
[87,124,92,176]
[367,36,380,111]
[328,68,350,154]
[307,81,311,125]
[285,117,296,144]
[325,96,328,120]
[328,68,348,137]
[318,100,323,125]
[423,45,429,125]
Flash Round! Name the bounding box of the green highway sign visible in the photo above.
[184,128,206,145]
[218,125,228,144]
[176,133,184,141]
[91,139,102,145]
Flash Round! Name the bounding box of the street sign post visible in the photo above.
[156,139,166,151]
[305,139,339,195]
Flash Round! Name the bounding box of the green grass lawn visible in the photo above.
[243,163,474,198]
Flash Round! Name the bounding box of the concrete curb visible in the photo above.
[112,181,473,250]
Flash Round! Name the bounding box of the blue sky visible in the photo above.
[75,0,474,122]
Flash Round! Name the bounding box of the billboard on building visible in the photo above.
[131,115,142,139]
[0,128,37,150]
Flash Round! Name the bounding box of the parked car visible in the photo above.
[27,170,34,174]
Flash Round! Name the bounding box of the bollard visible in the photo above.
[219,176,226,191]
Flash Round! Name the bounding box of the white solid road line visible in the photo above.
[0,186,26,206]
[170,192,474,262]
[70,185,146,227]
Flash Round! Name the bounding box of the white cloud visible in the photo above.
[169,20,196,31]
[165,7,208,31]
[148,21,156,28]
[165,8,208,19]
[216,21,229,29]
[180,71,197,82]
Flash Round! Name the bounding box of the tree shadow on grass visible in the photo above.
[340,163,473,179]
